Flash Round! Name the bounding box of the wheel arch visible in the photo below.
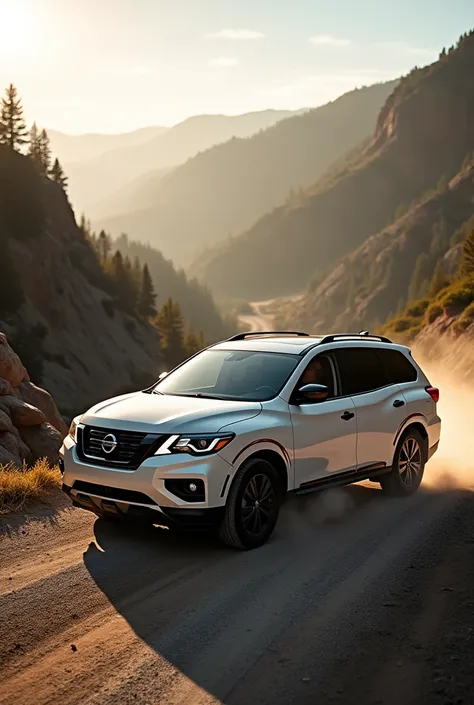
[394,417,429,457]
[230,441,290,495]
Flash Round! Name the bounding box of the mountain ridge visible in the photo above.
[66,109,301,216]
[93,81,397,264]
[196,33,474,300]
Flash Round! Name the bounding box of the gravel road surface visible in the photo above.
[1,479,474,705]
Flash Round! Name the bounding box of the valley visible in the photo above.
[1,11,474,705]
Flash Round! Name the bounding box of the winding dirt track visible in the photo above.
[1,481,474,705]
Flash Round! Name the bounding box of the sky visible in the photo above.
[1,0,473,134]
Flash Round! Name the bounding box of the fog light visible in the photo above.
[189,483,197,492]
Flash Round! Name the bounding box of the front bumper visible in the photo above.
[60,435,233,523]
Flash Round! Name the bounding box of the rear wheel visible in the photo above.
[219,457,283,549]
[380,428,426,497]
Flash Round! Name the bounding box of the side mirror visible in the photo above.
[294,383,329,404]
[158,371,169,380]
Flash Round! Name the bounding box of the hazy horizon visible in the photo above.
[1,0,472,134]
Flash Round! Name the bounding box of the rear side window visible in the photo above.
[333,348,389,395]
[377,349,417,383]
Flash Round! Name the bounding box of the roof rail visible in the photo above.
[227,330,310,341]
[318,332,393,345]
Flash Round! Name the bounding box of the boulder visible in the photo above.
[0,378,14,396]
[0,396,46,427]
[0,409,13,433]
[18,380,68,437]
[0,430,29,461]
[0,445,21,468]
[0,333,28,388]
[19,423,63,465]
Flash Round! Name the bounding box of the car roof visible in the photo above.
[210,333,410,356]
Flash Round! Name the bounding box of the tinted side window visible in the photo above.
[378,349,417,383]
[333,348,389,395]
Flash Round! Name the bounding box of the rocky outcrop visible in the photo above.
[1,170,160,417]
[0,333,64,467]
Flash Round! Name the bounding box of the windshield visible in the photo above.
[153,349,300,401]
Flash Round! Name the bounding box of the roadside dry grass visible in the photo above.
[0,460,61,513]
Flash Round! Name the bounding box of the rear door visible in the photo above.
[332,347,408,469]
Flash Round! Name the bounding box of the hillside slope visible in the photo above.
[287,160,474,333]
[0,146,160,419]
[67,110,298,215]
[197,33,474,300]
[93,82,396,263]
[112,234,234,341]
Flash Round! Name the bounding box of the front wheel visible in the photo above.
[219,457,283,549]
[380,429,426,497]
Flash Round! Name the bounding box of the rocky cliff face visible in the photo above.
[0,166,160,419]
[0,333,66,467]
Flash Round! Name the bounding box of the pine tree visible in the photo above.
[408,253,430,301]
[184,330,200,357]
[97,230,111,265]
[0,84,28,151]
[28,121,43,169]
[197,330,206,349]
[430,221,448,261]
[428,262,449,297]
[137,264,157,319]
[154,298,185,369]
[39,128,51,174]
[50,157,68,192]
[459,228,474,278]
[110,250,134,311]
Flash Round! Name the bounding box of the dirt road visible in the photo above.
[1,480,474,705]
[238,301,275,333]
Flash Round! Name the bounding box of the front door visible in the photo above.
[289,354,358,488]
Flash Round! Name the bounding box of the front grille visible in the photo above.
[77,425,166,469]
[72,480,158,505]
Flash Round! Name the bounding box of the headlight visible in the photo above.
[155,433,234,456]
[68,416,82,442]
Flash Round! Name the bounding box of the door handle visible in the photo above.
[393,399,405,407]
[341,411,355,421]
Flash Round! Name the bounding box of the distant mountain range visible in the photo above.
[197,32,474,308]
[48,126,168,164]
[58,110,302,216]
[92,82,396,264]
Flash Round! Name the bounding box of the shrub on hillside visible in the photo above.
[425,302,444,324]
[405,298,429,317]
[452,301,474,334]
[437,278,474,314]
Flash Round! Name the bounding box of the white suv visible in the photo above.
[60,332,441,549]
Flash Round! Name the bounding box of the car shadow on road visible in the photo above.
[81,481,401,701]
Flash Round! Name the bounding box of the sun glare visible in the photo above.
[0,1,35,57]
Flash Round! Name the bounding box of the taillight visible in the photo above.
[425,386,439,403]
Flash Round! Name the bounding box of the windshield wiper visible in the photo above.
[173,392,221,399]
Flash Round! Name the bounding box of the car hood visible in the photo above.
[81,391,262,434]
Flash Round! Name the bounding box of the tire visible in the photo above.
[380,428,426,497]
[218,457,283,550]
